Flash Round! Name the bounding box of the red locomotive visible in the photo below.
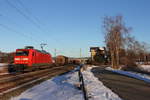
[9,46,53,72]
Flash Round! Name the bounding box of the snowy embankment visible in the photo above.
[11,66,122,100]
[82,66,122,100]
[138,65,150,72]
[106,67,150,83]
[0,63,8,71]
[0,63,8,67]
[0,63,8,70]
[0,63,8,75]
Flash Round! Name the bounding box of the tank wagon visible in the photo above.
[9,46,53,72]
[55,55,68,66]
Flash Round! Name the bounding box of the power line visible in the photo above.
[3,0,48,45]
[0,13,43,43]
[14,0,64,45]
[0,13,47,44]
[14,0,48,42]
[0,23,39,43]
[5,0,64,47]
[16,0,44,27]
[6,0,44,33]
[7,0,51,36]
[54,48,57,57]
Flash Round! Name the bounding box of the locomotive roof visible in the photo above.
[35,49,50,54]
[16,49,50,54]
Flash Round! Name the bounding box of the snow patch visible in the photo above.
[0,63,8,70]
[0,73,9,75]
[0,63,8,67]
[138,65,150,72]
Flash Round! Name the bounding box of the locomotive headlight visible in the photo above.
[22,58,29,60]
[15,58,20,60]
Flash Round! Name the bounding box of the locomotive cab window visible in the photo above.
[32,52,34,56]
[16,51,29,56]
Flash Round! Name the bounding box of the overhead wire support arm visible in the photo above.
[40,43,47,51]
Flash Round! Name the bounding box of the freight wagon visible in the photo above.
[55,55,68,66]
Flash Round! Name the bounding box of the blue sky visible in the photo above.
[0,0,150,57]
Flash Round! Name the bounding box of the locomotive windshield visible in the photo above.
[16,50,29,56]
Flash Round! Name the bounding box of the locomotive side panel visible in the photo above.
[32,50,52,67]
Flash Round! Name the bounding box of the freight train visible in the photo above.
[55,55,69,66]
[55,55,83,66]
[8,46,53,72]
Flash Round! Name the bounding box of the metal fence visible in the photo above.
[78,65,88,100]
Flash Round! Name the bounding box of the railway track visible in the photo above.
[0,65,74,96]
[0,73,12,78]
[0,66,64,81]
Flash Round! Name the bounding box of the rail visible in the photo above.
[78,64,88,100]
[0,65,75,96]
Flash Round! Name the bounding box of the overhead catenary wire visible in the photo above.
[16,0,43,26]
[0,23,40,44]
[15,0,64,46]
[4,0,50,48]
[14,0,49,43]
[0,13,41,40]
[6,0,64,47]
[5,0,44,33]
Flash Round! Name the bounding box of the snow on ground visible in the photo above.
[11,70,83,100]
[82,66,122,100]
[106,67,150,83]
[0,63,8,67]
[0,67,4,70]
[0,63,8,74]
[0,73,9,75]
[11,66,122,100]
[0,63,8,70]
[138,65,150,72]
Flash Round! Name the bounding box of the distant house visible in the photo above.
[0,52,15,63]
[0,52,7,62]
[90,47,107,63]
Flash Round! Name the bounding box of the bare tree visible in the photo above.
[125,36,140,66]
[140,42,150,64]
[103,15,130,69]
[125,37,150,65]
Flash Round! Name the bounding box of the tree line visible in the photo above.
[103,15,150,69]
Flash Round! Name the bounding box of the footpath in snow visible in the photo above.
[106,67,150,83]
[11,66,122,100]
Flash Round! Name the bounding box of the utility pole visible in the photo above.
[80,48,82,58]
[40,43,47,50]
[54,49,57,57]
